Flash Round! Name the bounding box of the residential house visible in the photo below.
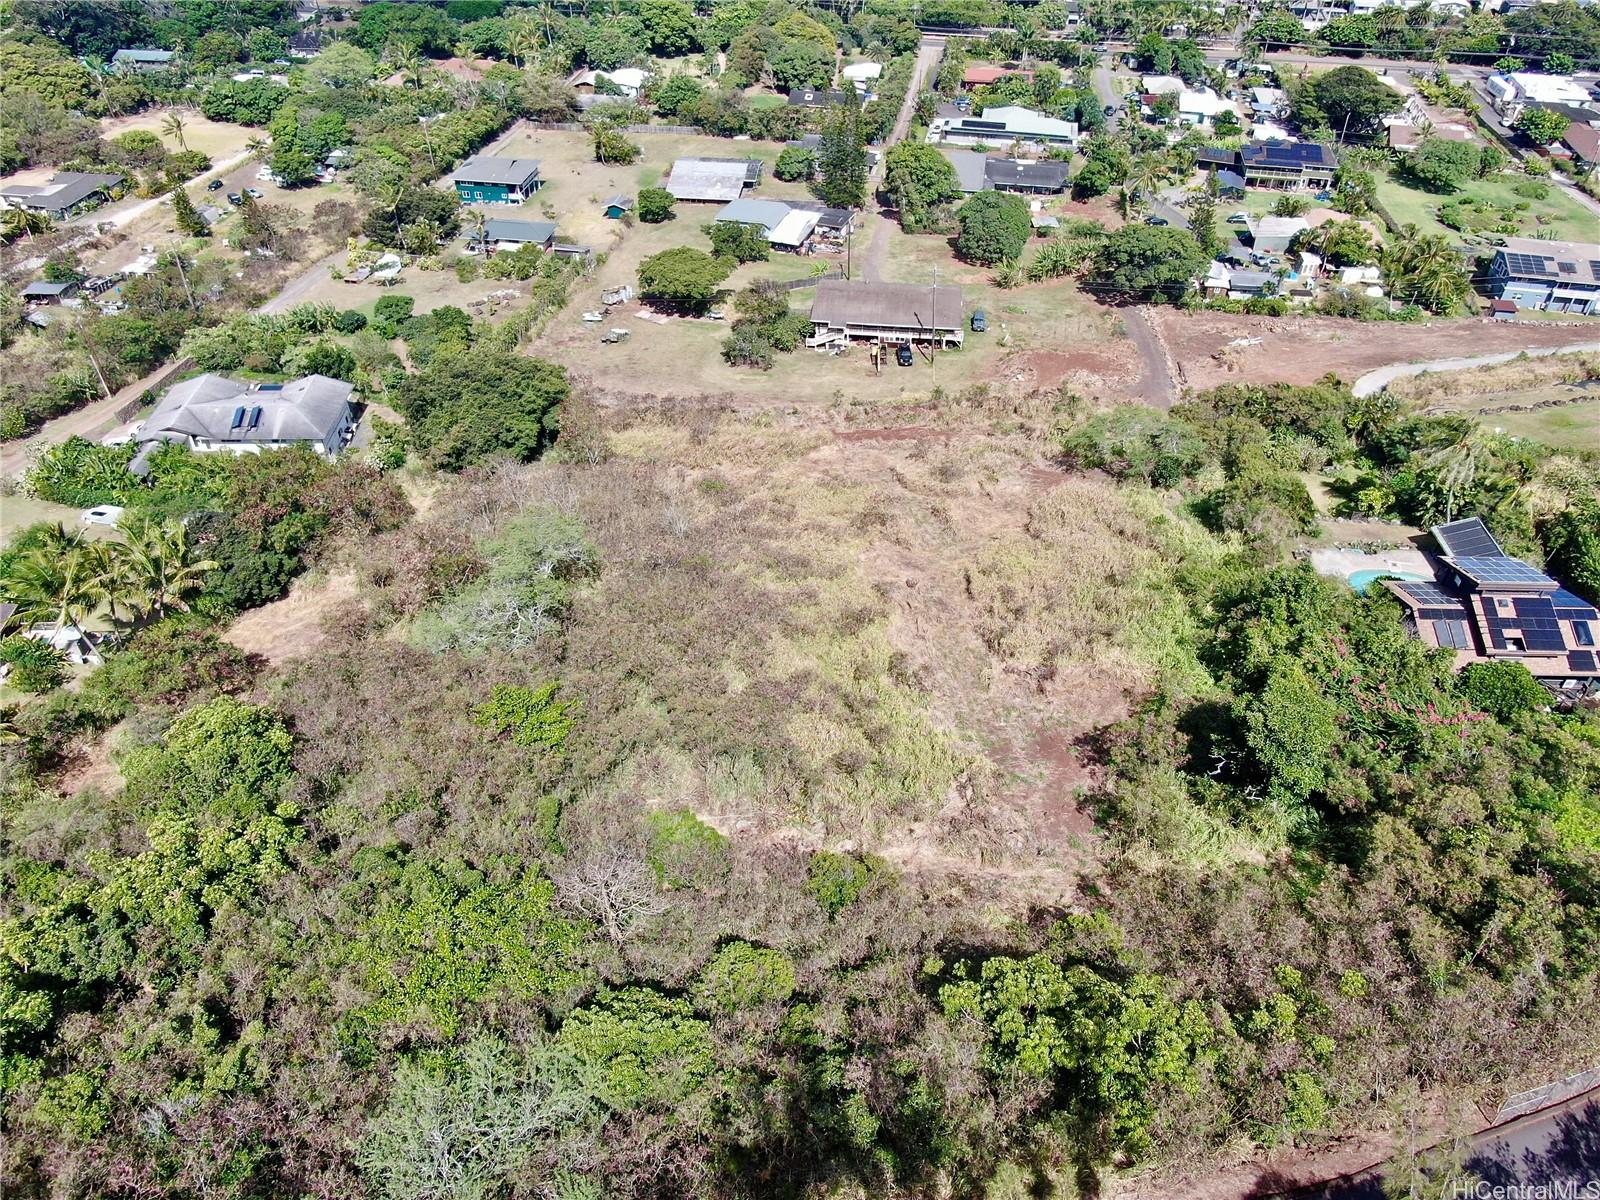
[1252,119,1294,141]
[1487,236,1600,315]
[927,105,1078,149]
[1560,122,1600,168]
[983,158,1071,193]
[20,280,78,305]
[1200,261,1276,299]
[446,155,542,205]
[815,208,855,239]
[962,65,1034,90]
[788,86,850,107]
[111,48,175,73]
[1140,74,1184,96]
[466,217,558,253]
[1250,87,1287,118]
[133,373,356,466]
[1382,517,1600,699]
[665,157,763,202]
[1286,0,1338,29]
[603,194,634,219]
[713,198,819,252]
[1388,122,1475,151]
[1178,87,1236,127]
[573,67,649,97]
[0,171,125,220]
[841,62,883,96]
[1486,72,1592,123]
[1245,214,1309,253]
[1216,168,1246,197]
[20,624,108,666]
[942,148,989,194]
[1199,141,1336,190]
[287,29,323,58]
[808,280,964,348]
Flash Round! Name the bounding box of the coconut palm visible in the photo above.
[0,207,52,244]
[0,535,111,632]
[1420,423,1499,523]
[387,42,425,89]
[505,21,538,69]
[113,516,218,621]
[1123,154,1167,209]
[161,110,189,151]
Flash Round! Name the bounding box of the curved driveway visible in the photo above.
[1352,341,1600,397]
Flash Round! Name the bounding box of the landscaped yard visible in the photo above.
[1375,169,1597,245]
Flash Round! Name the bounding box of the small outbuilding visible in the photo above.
[603,194,634,218]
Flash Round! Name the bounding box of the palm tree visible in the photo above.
[1421,423,1499,523]
[161,110,189,151]
[0,208,52,244]
[387,42,424,89]
[113,516,218,621]
[505,21,538,69]
[0,535,110,632]
[1123,153,1167,210]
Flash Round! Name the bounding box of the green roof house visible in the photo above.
[446,154,543,205]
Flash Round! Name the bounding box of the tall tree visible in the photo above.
[816,104,868,210]
[115,516,219,621]
[170,185,210,238]
[160,110,188,152]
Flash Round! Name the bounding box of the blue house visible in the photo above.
[1488,237,1600,316]
[111,48,176,73]
[446,155,543,205]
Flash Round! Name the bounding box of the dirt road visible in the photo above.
[860,37,944,283]
[1352,342,1600,397]
[1121,308,1177,408]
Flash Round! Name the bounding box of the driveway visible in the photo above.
[1122,307,1177,408]
[1090,59,1122,133]
[73,149,256,233]
[1351,342,1600,398]
[859,36,944,283]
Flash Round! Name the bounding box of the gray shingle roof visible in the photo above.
[474,218,557,245]
[447,155,542,187]
[983,158,1071,189]
[140,373,353,447]
[0,171,125,214]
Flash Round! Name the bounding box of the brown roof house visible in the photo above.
[807,281,964,348]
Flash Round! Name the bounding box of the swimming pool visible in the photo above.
[1348,569,1428,594]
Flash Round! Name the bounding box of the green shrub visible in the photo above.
[1459,660,1548,721]
[694,941,797,1012]
[644,808,729,889]
[333,309,368,334]
[0,635,69,693]
[474,681,576,752]
[806,850,886,916]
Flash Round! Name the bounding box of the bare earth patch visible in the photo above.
[224,571,361,665]
[1154,311,1600,392]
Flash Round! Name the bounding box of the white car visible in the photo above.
[81,505,125,526]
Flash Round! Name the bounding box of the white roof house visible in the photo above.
[1486,72,1592,119]
[665,157,762,202]
[1250,87,1287,113]
[1247,215,1309,252]
[713,198,820,250]
[1178,88,1235,125]
[135,373,356,462]
[928,105,1079,148]
[842,62,884,94]
[1141,74,1185,95]
[1252,119,1294,141]
[574,67,650,96]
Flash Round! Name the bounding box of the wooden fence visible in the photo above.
[758,267,845,292]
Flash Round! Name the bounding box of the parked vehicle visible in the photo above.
[970,309,987,333]
[600,285,633,305]
[600,328,630,343]
[81,505,125,526]
[1144,215,1169,226]
[896,344,914,367]
[227,193,243,206]
[207,179,224,191]
[581,311,605,322]
[244,187,264,199]
[1227,212,1249,224]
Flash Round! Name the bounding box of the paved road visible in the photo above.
[72,149,256,234]
[860,36,944,283]
[1090,59,1123,133]
[1352,342,1600,397]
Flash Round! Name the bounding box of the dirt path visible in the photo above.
[1351,341,1600,397]
[859,37,943,283]
[1121,308,1177,408]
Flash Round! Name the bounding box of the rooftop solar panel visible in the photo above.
[1432,619,1473,650]
[1524,626,1566,652]
[1552,588,1600,619]
[1512,597,1557,621]
[1448,557,1558,588]
[1393,581,1462,605]
[1569,650,1597,672]
[1589,261,1600,282]
[1558,261,1577,275]
[1418,606,1469,620]
[1432,517,1503,559]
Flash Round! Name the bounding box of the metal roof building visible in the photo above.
[665,157,763,202]
[0,171,125,219]
[809,281,964,347]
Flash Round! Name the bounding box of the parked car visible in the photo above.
[81,505,125,526]
[970,309,988,333]
[1144,215,1169,226]
[206,178,224,191]
[226,193,244,206]
[1226,212,1249,224]
[1103,104,1116,116]
[244,187,264,199]
[896,344,914,367]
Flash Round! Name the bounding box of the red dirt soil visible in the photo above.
[1153,311,1600,393]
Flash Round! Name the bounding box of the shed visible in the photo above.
[603,194,634,218]
[20,280,78,304]
[809,280,964,347]
[1490,298,1518,320]
[666,157,762,202]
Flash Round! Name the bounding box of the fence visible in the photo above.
[525,121,702,135]
[758,267,844,292]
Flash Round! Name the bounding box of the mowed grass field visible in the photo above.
[1374,169,1597,245]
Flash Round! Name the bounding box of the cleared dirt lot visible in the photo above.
[1154,310,1600,392]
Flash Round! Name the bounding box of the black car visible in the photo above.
[206,178,224,191]
[226,192,243,206]
[1144,215,1169,226]
[1103,104,1115,116]
[896,344,914,367]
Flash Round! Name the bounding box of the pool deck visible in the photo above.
[1310,546,1435,584]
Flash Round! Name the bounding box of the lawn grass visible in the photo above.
[1487,398,1600,451]
[1374,169,1597,245]
[1,496,99,544]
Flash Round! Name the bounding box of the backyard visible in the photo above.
[1375,168,1597,245]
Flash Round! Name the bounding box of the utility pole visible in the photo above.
[170,247,198,313]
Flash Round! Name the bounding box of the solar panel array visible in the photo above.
[1569,650,1598,672]
[1418,606,1469,620]
[1448,556,1558,587]
[1590,261,1600,282]
[1503,251,1555,278]
[1394,581,1463,606]
[1433,517,1503,559]
[1553,589,1600,619]
[1513,597,1557,621]
[1432,619,1473,650]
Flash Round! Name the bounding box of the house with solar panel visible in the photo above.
[1486,237,1600,316]
[1381,517,1600,699]
[130,373,357,472]
[1197,141,1336,191]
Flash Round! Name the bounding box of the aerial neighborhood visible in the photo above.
[1,1,1598,1198]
